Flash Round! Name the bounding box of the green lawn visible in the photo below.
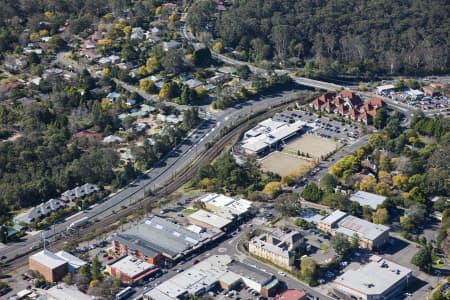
[182,208,198,215]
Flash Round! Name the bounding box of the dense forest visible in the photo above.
[189,0,450,76]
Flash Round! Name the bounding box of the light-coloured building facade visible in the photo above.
[248,231,304,270]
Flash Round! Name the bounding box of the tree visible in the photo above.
[330,233,351,256]
[374,182,391,196]
[349,201,362,217]
[359,176,377,192]
[373,108,389,129]
[372,208,389,224]
[321,193,350,210]
[139,79,156,94]
[91,256,102,281]
[295,218,311,229]
[411,245,433,272]
[193,48,212,67]
[400,216,414,232]
[274,193,302,216]
[319,173,338,192]
[187,0,216,35]
[263,181,282,198]
[162,48,184,74]
[351,233,360,250]
[300,257,317,283]
[301,182,323,202]
[392,173,408,190]
[236,65,251,80]
[46,35,66,52]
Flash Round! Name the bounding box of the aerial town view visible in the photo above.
[0,1,449,300]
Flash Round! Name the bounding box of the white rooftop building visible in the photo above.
[41,284,91,300]
[350,191,387,209]
[318,210,390,250]
[144,255,278,300]
[376,84,396,95]
[54,251,87,272]
[198,193,252,217]
[241,118,306,155]
[333,255,412,300]
[187,209,232,230]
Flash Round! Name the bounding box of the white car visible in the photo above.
[278,271,286,277]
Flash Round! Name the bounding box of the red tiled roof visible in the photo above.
[275,289,307,300]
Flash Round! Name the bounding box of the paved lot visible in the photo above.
[260,151,312,177]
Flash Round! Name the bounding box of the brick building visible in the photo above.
[29,250,68,282]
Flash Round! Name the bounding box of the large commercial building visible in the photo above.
[318,210,389,250]
[333,255,412,300]
[144,255,279,300]
[106,255,159,284]
[111,216,223,266]
[241,118,306,155]
[29,250,68,282]
[248,230,304,270]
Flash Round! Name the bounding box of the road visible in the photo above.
[0,89,304,265]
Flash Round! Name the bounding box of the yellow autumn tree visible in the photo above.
[392,173,408,190]
[44,11,53,19]
[29,32,40,42]
[146,57,160,73]
[359,175,377,192]
[158,83,170,99]
[374,182,391,196]
[98,38,112,47]
[200,178,215,190]
[378,170,391,183]
[168,14,177,23]
[101,67,110,77]
[137,65,148,76]
[101,98,110,109]
[212,41,223,52]
[263,181,282,198]
[39,29,49,37]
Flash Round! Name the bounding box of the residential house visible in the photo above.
[14,198,66,225]
[162,40,181,51]
[61,183,100,202]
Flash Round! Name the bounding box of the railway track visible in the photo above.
[2,97,305,273]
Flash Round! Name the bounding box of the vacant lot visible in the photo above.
[260,151,311,176]
[284,134,340,159]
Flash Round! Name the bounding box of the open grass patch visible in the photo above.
[182,208,198,215]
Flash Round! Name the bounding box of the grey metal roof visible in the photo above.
[227,260,274,286]
[113,216,214,259]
